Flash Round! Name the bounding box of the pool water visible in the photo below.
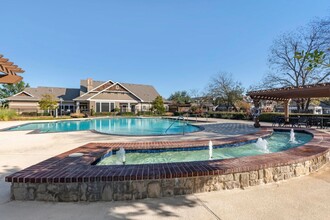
[96,131,313,165]
[7,118,201,135]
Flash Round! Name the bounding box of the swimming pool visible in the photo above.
[7,117,202,135]
[96,131,313,165]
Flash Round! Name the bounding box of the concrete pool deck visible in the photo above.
[0,118,330,219]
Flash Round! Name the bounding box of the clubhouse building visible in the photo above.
[6,78,165,115]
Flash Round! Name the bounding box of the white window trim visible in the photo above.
[87,82,143,102]
[96,101,116,113]
[13,91,34,97]
[79,80,115,98]
[93,99,139,103]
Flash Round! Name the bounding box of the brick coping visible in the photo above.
[5,127,330,184]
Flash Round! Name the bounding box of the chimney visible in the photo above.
[87,78,93,92]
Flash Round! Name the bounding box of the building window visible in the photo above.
[96,102,114,113]
[96,103,101,112]
[101,103,110,112]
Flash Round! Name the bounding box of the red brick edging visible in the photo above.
[6,127,330,201]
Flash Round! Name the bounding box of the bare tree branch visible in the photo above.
[261,18,330,111]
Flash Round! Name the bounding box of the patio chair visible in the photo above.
[272,116,285,127]
[272,116,279,127]
[289,117,300,127]
[297,117,309,128]
[309,117,322,128]
[278,117,286,127]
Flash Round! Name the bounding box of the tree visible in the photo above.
[261,18,330,111]
[207,72,244,111]
[168,91,191,104]
[38,94,58,116]
[151,96,165,115]
[0,81,30,99]
[295,49,330,72]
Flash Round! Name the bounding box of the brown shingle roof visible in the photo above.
[78,80,160,102]
[7,87,80,101]
[121,83,160,102]
[7,79,161,103]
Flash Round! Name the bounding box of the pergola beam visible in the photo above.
[247,83,330,127]
[0,74,23,84]
[248,83,330,99]
[0,54,25,84]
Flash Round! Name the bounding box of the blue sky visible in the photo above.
[1,0,330,98]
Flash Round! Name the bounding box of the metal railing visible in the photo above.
[164,115,186,135]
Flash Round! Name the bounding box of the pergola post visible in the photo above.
[284,99,291,122]
[253,99,261,128]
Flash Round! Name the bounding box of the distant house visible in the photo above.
[275,100,330,115]
[168,103,191,113]
[7,87,80,114]
[259,100,277,112]
[320,102,330,114]
[6,78,165,115]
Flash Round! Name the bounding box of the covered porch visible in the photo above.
[75,100,140,114]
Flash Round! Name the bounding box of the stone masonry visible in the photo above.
[11,152,330,202]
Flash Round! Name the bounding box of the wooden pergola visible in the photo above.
[247,83,330,127]
[0,54,24,84]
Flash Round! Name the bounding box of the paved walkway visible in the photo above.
[0,118,329,219]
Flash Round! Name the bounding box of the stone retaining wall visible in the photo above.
[11,152,329,202]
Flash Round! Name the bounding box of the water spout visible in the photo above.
[116,147,126,165]
[209,140,213,160]
[289,129,297,143]
[255,138,269,153]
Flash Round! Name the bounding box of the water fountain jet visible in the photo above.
[116,147,126,165]
[289,129,297,143]
[255,138,269,153]
[209,140,213,160]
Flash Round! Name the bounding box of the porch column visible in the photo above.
[253,99,261,128]
[128,103,131,112]
[284,99,291,122]
[76,101,80,113]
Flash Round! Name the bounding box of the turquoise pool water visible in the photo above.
[96,131,313,165]
[7,118,201,135]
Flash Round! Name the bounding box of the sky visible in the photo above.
[1,0,330,98]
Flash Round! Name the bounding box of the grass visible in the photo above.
[0,108,74,121]
[0,108,18,121]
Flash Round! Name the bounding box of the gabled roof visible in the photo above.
[77,79,160,102]
[121,83,160,102]
[7,79,162,103]
[6,87,80,101]
[13,91,34,97]
[86,82,143,101]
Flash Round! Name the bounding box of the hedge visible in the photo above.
[20,112,51,117]
[258,112,330,122]
[117,112,135,116]
[194,111,330,122]
[94,112,115,117]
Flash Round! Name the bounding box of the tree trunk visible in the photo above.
[305,98,311,111]
[300,99,305,112]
